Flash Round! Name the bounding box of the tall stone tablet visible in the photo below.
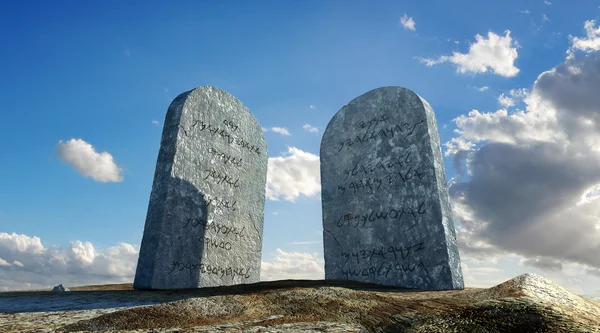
[320,86,464,290]
[134,86,267,290]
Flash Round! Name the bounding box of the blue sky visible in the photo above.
[1,0,600,299]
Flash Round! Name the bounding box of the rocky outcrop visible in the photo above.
[1,274,599,332]
[52,284,70,293]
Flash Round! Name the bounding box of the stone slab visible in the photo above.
[134,86,267,290]
[320,86,464,290]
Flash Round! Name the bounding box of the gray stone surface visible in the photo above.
[320,86,464,290]
[134,86,267,290]
[52,284,69,292]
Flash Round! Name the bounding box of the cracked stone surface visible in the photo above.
[134,86,267,290]
[320,86,464,290]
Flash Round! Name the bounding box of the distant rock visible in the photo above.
[51,284,70,292]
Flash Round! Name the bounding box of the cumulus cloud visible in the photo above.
[302,123,319,133]
[446,25,600,275]
[265,127,291,136]
[418,30,520,77]
[0,232,138,291]
[261,249,324,281]
[55,138,123,183]
[399,14,416,31]
[444,137,476,157]
[266,147,321,202]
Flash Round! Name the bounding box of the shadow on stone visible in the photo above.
[134,176,209,290]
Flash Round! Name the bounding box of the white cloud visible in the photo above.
[476,86,489,92]
[269,127,291,136]
[0,258,9,266]
[497,93,515,108]
[544,0,551,5]
[444,137,476,156]
[260,248,324,281]
[266,147,320,202]
[400,14,416,31]
[569,20,600,53]
[302,123,319,133]
[309,105,316,110]
[55,138,123,183]
[152,120,159,126]
[520,9,531,15]
[0,232,138,291]
[418,30,520,77]
[446,27,600,274]
[272,211,279,215]
[509,88,529,99]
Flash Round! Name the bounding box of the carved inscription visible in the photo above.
[342,151,413,181]
[168,260,251,279]
[170,115,263,281]
[203,167,240,188]
[201,194,237,212]
[207,147,243,168]
[336,202,427,228]
[338,119,425,152]
[183,218,248,239]
[326,112,433,284]
[341,242,425,265]
[341,260,428,280]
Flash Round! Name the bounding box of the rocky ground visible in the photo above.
[1,274,599,332]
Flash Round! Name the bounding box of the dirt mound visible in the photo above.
[2,275,599,332]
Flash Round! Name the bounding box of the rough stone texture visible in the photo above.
[52,284,70,292]
[3,275,599,332]
[134,86,267,290]
[320,86,464,290]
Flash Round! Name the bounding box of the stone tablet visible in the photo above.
[134,86,267,290]
[320,86,464,290]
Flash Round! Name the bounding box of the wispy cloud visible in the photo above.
[152,120,160,126]
[55,138,123,183]
[124,49,131,57]
[476,86,489,92]
[309,105,316,110]
[289,241,321,245]
[270,127,291,136]
[302,123,319,133]
[497,93,515,108]
[399,14,416,31]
